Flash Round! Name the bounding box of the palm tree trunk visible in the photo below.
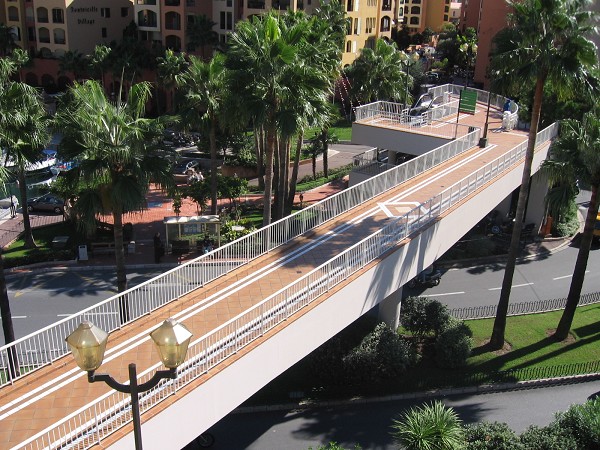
[18,171,36,249]
[0,251,19,378]
[554,183,599,340]
[286,133,303,215]
[255,126,265,191]
[490,75,545,349]
[209,117,218,215]
[321,128,329,178]
[112,208,129,322]
[263,122,276,227]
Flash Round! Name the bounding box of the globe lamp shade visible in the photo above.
[150,319,192,369]
[65,321,109,372]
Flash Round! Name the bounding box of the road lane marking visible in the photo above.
[553,271,589,281]
[488,282,534,291]
[421,292,465,297]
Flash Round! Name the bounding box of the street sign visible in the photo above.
[459,89,477,115]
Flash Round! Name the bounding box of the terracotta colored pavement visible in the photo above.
[0,103,548,448]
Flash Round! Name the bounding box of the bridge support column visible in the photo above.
[378,288,403,329]
[525,171,549,233]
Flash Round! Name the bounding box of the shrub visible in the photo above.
[519,423,578,449]
[401,296,452,338]
[307,443,361,450]
[463,421,522,450]
[553,200,579,237]
[554,398,600,449]
[391,401,464,450]
[434,320,473,369]
[343,323,418,384]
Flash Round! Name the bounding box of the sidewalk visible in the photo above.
[0,181,346,273]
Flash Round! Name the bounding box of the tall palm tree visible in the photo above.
[176,53,229,215]
[227,12,329,226]
[543,108,600,340]
[0,23,17,57]
[0,56,27,372]
[0,54,50,249]
[54,80,175,323]
[345,39,413,105]
[157,49,188,114]
[89,45,112,89]
[488,0,598,349]
[58,50,87,83]
[186,14,218,58]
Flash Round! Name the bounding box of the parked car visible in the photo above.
[172,159,202,176]
[27,194,65,214]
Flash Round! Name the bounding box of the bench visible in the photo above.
[171,239,191,256]
[90,242,116,256]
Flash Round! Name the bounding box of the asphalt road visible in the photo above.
[194,380,600,450]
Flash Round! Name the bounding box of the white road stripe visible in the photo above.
[421,292,465,297]
[553,271,589,281]
[488,282,534,291]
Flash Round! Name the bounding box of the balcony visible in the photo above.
[165,0,180,6]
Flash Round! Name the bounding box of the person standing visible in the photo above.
[153,232,164,263]
[9,195,16,218]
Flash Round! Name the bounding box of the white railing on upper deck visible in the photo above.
[16,122,558,450]
[0,127,481,388]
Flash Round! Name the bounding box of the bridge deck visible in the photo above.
[0,105,537,449]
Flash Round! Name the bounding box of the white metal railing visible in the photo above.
[15,122,558,450]
[0,125,481,388]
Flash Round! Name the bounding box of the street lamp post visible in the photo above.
[401,52,420,109]
[66,318,193,450]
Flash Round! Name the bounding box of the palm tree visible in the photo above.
[58,50,87,83]
[391,401,464,450]
[0,54,50,249]
[488,0,598,349]
[157,49,188,114]
[543,108,600,340]
[345,39,413,105]
[0,56,25,372]
[89,45,112,89]
[0,23,17,57]
[186,14,218,58]
[54,80,175,322]
[227,12,329,226]
[176,53,229,215]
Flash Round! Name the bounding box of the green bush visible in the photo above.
[343,323,418,384]
[553,201,580,237]
[434,320,473,369]
[3,249,75,269]
[307,443,361,450]
[401,296,452,338]
[391,401,464,450]
[554,398,600,449]
[519,423,578,449]
[463,421,522,450]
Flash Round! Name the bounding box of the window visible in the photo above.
[186,0,195,5]
[38,27,50,43]
[380,16,390,32]
[37,7,49,23]
[409,16,419,25]
[410,6,420,14]
[8,6,19,21]
[346,17,352,35]
[101,8,111,18]
[28,27,35,41]
[346,0,353,11]
[53,28,65,44]
[346,40,351,52]
[226,0,232,6]
[102,27,107,38]
[121,7,128,17]
[165,11,181,30]
[52,8,64,23]
[227,12,232,30]
[444,14,448,21]
[220,11,225,29]
[138,10,157,27]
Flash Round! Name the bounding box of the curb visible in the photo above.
[233,373,600,414]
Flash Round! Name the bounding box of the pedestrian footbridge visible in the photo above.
[0,85,558,450]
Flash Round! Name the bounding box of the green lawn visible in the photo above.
[305,118,353,142]
[467,305,600,371]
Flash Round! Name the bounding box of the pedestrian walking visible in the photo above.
[9,195,16,218]
[153,232,165,263]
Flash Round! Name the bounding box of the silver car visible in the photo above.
[27,194,65,214]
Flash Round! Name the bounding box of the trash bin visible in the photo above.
[78,244,88,261]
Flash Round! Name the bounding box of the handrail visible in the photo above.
[0,120,481,387]
[15,122,558,450]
